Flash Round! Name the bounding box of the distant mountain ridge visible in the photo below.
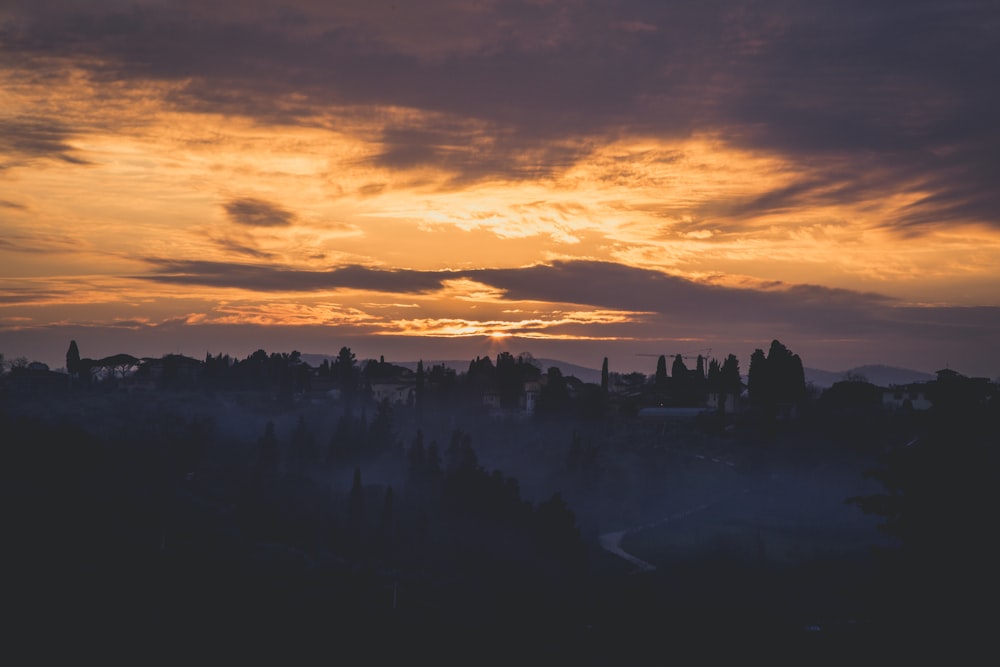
[804,365,935,389]
[302,353,934,390]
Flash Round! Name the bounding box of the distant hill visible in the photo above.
[394,358,604,385]
[302,352,933,390]
[805,364,935,389]
[803,367,844,389]
[301,354,603,384]
[531,359,603,384]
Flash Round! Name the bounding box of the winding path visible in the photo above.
[599,487,751,573]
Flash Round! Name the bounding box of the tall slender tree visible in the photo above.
[747,348,768,408]
[655,355,667,388]
[672,354,687,379]
[66,340,81,376]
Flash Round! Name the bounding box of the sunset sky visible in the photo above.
[2,1,999,376]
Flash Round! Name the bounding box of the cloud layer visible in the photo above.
[223,198,296,227]
[2,1,999,375]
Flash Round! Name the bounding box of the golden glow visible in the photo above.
[3,60,1000,361]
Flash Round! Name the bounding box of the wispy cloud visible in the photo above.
[3,2,1000,373]
[139,259,454,293]
[222,198,297,227]
[211,237,277,260]
[0,117,90,167]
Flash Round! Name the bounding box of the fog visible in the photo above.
[2,355,996,660]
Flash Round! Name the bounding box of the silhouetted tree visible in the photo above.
[536,367,571,417]
[715,353,742,417]
[721,354,741,394]
[566,431,584,471]
[495,351,534,408]
[748,340,805,418]
[334,346,358,396]
[601,357,609,394]
[99,353,139,381]
[289,416,317,467]
[848,409,1000,638]
[66,340,81,376]
[655,355,667,388]
[408,429,426,475]
[349,467,366,537]
[748,348,768,406]
[766,339,806,403]
[708,357,721,386]
[367,398,396,457]
[328,410,354,464]
[380,485,394,536]
[671,354,687,379]
[821,378,881,417]
[255,421,280,483]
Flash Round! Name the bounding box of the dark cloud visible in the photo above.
[123,256,1000,374]
[0,117,90,166]
[0,200,27,209]
[3,2,998,222]
[369,123,590,184]
[888,306,1000,340]
[468,261,896,336]
[10,247,1000,373]
[134,256,902,338]
[222,198,296,227]
[0,232,81,254]
[139,259,453,293]
[0,285,70,305]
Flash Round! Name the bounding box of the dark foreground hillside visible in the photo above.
[2,385,997,663]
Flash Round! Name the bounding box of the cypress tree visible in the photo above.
[66,340,81,375]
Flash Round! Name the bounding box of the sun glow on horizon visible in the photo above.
[2,5,1000,377]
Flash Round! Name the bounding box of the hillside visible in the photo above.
[805,365,935,389]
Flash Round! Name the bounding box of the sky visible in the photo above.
[2,0,999,377]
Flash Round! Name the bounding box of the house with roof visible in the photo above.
[369,380,415,406]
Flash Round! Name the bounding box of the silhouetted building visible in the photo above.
[370,380,415,406]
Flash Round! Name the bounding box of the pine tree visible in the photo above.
[349,467,366,536]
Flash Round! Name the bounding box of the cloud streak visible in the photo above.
[222,198,297,227]
[0,117,90,167]
[3,1,997,229]
[132,256,1000,347]
[3,1,1000,375]
[139,259,454,293]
